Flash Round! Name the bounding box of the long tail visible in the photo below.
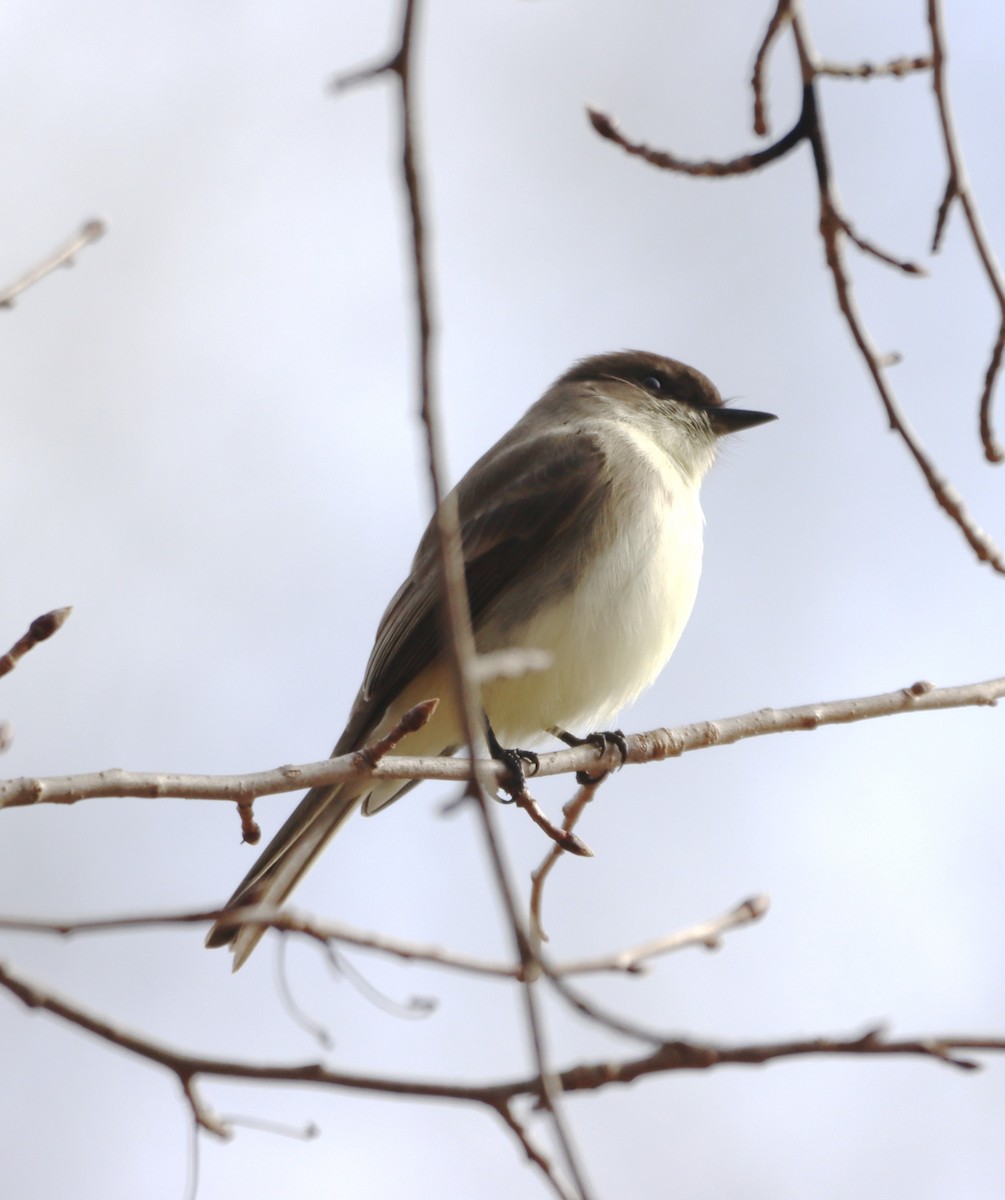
[205,782,362,970]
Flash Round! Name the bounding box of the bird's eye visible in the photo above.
[641,375,663,392]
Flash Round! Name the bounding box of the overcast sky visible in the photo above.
[2,3,1004,1198]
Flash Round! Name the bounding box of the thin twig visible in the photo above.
[355,699,440,768]
[530,780,601,945]
[591,3,1005,571]
[216,1113,319,1139]
[785,6,1005,571]
[0,895,767,980]
[235,797,260,845]
[213,696,434,852]
[0,904,522,976]
[514,787,594,858]
[834,209,925,275]
[553,896,770,977]
[0,221,105,309]
[546,972,670,1047]
[182,1102,200,1200]
[493,1101,577,1200]
[927,0,1005,463]
[274,938,334,1049]
[816,55,932,79]
[588,105,805,177]
[751,0,792,136]
[0,607,72,679]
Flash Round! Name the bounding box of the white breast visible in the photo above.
[483,422,705,743]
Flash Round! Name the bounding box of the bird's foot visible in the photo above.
[485,720,539,800]
[553,727,628,785]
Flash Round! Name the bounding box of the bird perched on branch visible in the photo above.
[207,350,775,969]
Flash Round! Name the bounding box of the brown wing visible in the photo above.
[334,428,610,751]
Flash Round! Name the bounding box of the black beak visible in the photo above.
[709,406,777,435]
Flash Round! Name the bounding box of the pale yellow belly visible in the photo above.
[482,489,704,742]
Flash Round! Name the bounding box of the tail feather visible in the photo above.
[206,783,361,970]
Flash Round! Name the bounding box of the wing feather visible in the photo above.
[335,428,610,750]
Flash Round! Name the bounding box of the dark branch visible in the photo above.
[588,9,1005,572]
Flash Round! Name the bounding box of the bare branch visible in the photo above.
[2,958,1001,1116]
[0,698,441,809]
[590,7,1005,571]
[817,189,1005,570]
[0,893,768,981]
[0,903,523,978]
[553,896,770,977]
[512,786,594,858]
[0,221,105,309]
[530,779,601,945]
[751,0,792,137]
[0,607,72,680]
[834,208,925,275]
[492,1101,578,1200]
[784,18,1005,564]
[816,55,933,80]
[588,105,805,177]
[555,1028,1000,1084]
[927,0,1005,463]
[332,3,589,1193]
[3,672,1000,811]
[356,699,440,767]
[235,796,261,845]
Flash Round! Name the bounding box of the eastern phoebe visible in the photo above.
[207,350,775,967]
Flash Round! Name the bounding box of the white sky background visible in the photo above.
[2,2,1004,1197]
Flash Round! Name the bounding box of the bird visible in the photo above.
[206,350,775,968]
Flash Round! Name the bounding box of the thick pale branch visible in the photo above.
[2,673,1000,810]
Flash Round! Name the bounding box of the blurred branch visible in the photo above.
[332,2,585,1195]
[926,0,1005,463]
[816,55,932,79]
[511,785,594,857]
[0,893,768,980]
[588,105,805,177]
[3,672,1000,810]
[592,0,1005,572]
[493,1102,573,1200]
[0,221,105,309]
[0,607,72,680]
[531,777,602,944]
[1,959,1001,1129]
[751,0,792,136]
[553,895,770,977]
